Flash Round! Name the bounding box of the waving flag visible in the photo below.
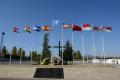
[52,20,59,26]
[13,27,19,33]
[82,24,91,30]
[62,23,72,28]
[42,26,51,31]
[102,27,112,32]
[24,26,31,33]
[72,25,82,31]
[33,25,41,32]
[93,27,102,31]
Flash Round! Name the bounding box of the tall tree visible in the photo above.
[17,48,25,58]
[29,51,41,62]
[22,50,25,58]
[42,33,51,59]
[18,48,22,56]
[63,41,73,63]
[12,46,17,56]
[1,46,7,55]
[32,51,38,60]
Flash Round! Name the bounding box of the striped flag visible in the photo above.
[82,24,92,30]
[93,27,102,31]
[33,25,41,32]
[24,26,31,33]
[62,23,72,28]
[102,27,112,32]
[42,26,51,31]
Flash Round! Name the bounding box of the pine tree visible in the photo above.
[17,48,25,58]
[63,41,73,63]
[42,33,51,60]
[22,50,25,58]
[1,46,7,55]
[18,48,22,57]
[32,51,37,60]
[12,46,17,56]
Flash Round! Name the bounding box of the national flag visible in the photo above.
[93,27,102,31]
[42,26,50,31]
[52,20,59,26]
[24,26,31,33]
[102,27,112,32]
[33,25,41,32]
[13,27,19,33]
[62,23,72,28]
[82,24,92,30]
[72,25,82,31]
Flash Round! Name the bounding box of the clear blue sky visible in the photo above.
[0,0,120,57]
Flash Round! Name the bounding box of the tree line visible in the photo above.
[1,33,82,65]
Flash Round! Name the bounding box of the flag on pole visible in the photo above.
[33,25,41,32]
[52,20,59,26]
[42,25,51,31]
[24,26,31,33]
[13,27,19,33]
[93,27,102,31]
[62,23,72,28]
[82,24,92,30]
[102,27,112,32]
[72,25,82,31]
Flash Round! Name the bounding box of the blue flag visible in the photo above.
[33,25,41,32]
[52,20,59,26]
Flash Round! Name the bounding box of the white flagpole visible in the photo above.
[71,24,74,65]
[9,28,13,65]
[62,24,64,65]
[20,48,22,65]
[9,24,15,65]
[20,32,24,65]
[81,32,85,64]
[81,25,85,65]
[9,50,12,65]
[51,21,54,65]
[30,29,34,65]
[101,25,105,64]
[40,29,43,65]
[91,25,95,63]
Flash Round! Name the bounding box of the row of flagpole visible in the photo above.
[8,27,105,65]
[7,22,110,65]
[62,24,106,65]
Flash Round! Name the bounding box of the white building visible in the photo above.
[117,59,120,64]
[92,59,101,64]
[105,59,118,64]
[92,59,120,64]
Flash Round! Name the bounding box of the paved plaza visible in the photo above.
[0,64,120,80]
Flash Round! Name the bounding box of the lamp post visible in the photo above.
[0,32,5,56]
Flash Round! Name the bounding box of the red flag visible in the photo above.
[13,27,19,33]
[83,24,91,30]
[72,25,82,31]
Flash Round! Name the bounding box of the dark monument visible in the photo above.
[34,68,64,79]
